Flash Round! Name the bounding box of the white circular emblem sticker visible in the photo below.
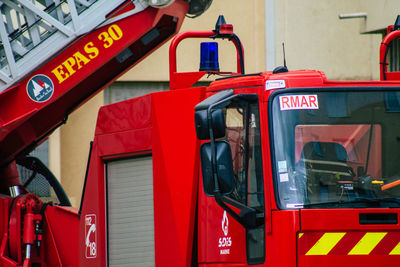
[26,74,54,103]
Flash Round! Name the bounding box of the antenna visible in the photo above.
[272,42,289,74]
[282,42,287,68]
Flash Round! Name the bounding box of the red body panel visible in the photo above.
[43,206,79,266]
[80,87,204,266]
[151,88,204,266]
[80,95,155,265]
[266,211,300,267]
[297,209,400,267]
[79,140,108,267]
[198,183,247,264]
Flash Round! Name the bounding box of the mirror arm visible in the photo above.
[214,192,257,229]
[207,106,220,194]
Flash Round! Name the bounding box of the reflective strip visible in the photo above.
[306,233,346,255]
[389,241,400,255]
[348,232,387,255]
[299,233,304,238]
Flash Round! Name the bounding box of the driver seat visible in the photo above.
[299,142,354,202]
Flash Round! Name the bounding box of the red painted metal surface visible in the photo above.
[298,209,400,266]
[152,88,204,266]
[198,180,247,264]
[259,99,273,234]
[43,206,79,266]
[265,211,300,267]
[0,197,12,266]
[297,209,400,266]
[96,94,153,160]
[79,140,108,267]
[0,162,23,190]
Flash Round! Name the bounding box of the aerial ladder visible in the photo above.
[0,1,212,266]
[0,0,211,167]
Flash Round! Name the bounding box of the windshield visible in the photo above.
[271,89,400,209]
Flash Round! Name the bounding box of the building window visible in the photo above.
[104,82,170,104]
[105,81,210,104]
[18,140,53,199]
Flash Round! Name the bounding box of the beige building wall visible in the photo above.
[275,0,399,81]
[361,0,400,32]
[52,92,104,207]
[51,1,400,207]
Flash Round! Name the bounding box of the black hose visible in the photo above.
[16,156,71,207]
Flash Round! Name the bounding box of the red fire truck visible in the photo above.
[0,0,400,266]
[81,15,400,267]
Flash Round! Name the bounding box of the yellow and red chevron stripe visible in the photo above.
[298,231,400,255]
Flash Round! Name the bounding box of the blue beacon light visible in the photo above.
[199,42,220,72]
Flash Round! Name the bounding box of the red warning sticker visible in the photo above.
[279,95,319,111]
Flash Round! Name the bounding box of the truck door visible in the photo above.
[270,89,400,267]
[197,92,266,266]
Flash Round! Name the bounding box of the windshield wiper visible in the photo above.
[300,197,400,208]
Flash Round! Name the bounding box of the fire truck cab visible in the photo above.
[194,71,400,266]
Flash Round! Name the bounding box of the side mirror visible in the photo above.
[194,108,225,140]
[194,89,234,140]
[200,141,234,196]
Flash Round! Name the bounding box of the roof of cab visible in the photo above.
[206,69,400,92]
[207,70,327,92]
